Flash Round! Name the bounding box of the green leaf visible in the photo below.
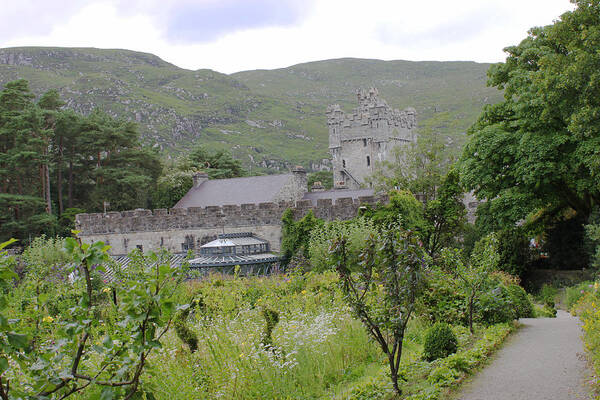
[0,238,18,251]
[100,387,116,400]
[162,301,175,315]
[0,268,17,281]
[7,332,29,349]
[64,237,77,253]
[127,391,144,400]
[0,357,8,375]
[145,392,157,400]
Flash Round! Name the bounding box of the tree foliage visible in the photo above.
[185,145,245,179]
[361,190,426,231]
[369,131,454,203]
[307,171,333,191]
[0,80,161,244]
[460,0,600,225]
[328,228,429,395]
[0,236,187,399]
[281,209,323,267]
[442,234,500,333]
[422,168,466,258]
[362,172,466,259]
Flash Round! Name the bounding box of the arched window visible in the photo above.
[366,156,371,166]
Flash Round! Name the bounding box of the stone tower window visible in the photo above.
[367,156,371,166]
[342,159,346,168]
[363,138,367,147]
[182,235,195,251]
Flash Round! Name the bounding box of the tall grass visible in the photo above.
[146,295,383,399]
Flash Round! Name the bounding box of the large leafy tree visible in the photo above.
[0,80,162,243]
[0,80,56,240]
[422,168,466,258]
[461,0,600,226]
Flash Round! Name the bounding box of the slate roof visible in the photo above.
[302,188,375,205]
[174,174,294,208]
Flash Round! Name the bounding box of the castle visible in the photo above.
[328,88,417,189]
[76,89,425,255]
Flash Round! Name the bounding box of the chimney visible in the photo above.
[193,172,209,188]
[292,165,306,174]
[311,181,325,192]
[290,165,308,200]
[336,181,347,190]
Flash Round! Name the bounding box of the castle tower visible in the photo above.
[328,88,417,189]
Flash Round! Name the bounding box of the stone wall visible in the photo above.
[76,195,388,255]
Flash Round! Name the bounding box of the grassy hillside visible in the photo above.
[0,47,503,171]
[233,58,504,152]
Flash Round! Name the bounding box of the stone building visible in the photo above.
[327,88,417,189]
[76,88,480,256]
[76,165,382,256]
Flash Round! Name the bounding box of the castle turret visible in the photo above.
[327,104,344,149]
[327,88,417,189]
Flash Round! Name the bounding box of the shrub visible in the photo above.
[476,286,516,325]
[539,284,558,308]
[174,305,199,352]
[309,217,377,272]
[490,271,521,287]
[281,209,323,266]
[442,233,500,333]
[566,282,594,311]
[417,272,467,325]
[572,289,600,383]
[496,227,532,278]
[261,307,280,348]
[534,304,557,318]
[423,323,458,361]
[329,228,429,396]
[506,284,534,318]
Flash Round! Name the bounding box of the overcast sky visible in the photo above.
[1,0,575,74]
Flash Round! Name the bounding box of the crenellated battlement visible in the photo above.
[327,88,417,189]
[76,195,388,255]
[327,87,416,147]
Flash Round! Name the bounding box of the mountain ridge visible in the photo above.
[0,46,503,172]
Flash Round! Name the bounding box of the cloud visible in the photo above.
[163,0,313,43]
[377,6,510,48]
[0,0,576,74]
[0,0,93,40]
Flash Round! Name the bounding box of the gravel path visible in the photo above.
[458,310,592,400]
